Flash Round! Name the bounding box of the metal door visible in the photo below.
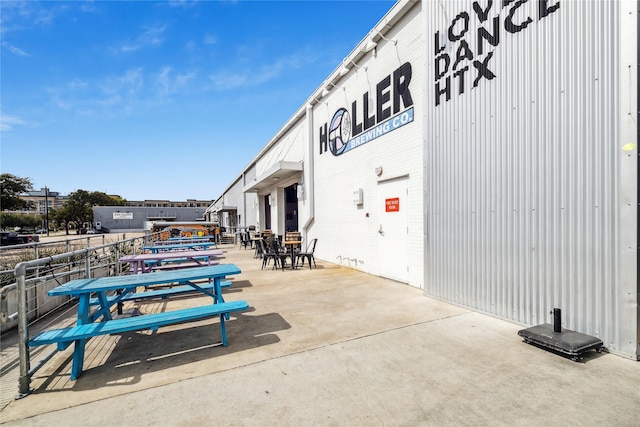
[377,177,409,282]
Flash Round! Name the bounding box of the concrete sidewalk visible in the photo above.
[1,244,639,425]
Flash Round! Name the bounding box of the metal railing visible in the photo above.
[0,233,156,397]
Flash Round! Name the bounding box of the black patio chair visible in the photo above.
[258,238,275,269]
[269,236,290,270]
[240,232,251,250]
[260,237,286,271]
[254,236,264,258]
[296,238,317,269]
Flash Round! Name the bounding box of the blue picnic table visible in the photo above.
[143,242,217,253]
[152,237,212,246]
[120,248,223,273]
[28,264,249,380]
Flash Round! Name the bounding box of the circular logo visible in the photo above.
[328,108,351,156]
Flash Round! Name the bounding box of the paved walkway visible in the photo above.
[1,244,639,426]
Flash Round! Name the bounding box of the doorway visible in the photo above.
[264,194,272,230]
[284,184,299,231]
[377,177,409,282]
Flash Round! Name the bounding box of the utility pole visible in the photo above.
[44,186,49,237]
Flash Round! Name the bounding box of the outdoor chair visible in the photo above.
[296,238,317,269]
[258,239,275,269]
[240,232,251,250]
[254,236,264,258]
[260,237,286,271]
[270,236,290,270]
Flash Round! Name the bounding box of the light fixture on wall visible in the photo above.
[353,188,363,205]
[339,58,366,77]
[321,82,338,98]
[297,183,304,200]
[362,36,377,53]
[375,29,397,45]
[309,94,328,107]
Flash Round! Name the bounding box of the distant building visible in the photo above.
[125,199,212,208]
[93,205,213,232]
[13,191,214,231]
[18,188,67,214]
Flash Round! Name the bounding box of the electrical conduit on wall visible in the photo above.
[303,103,315,234]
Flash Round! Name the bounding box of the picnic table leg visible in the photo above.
[213,277,230,320]
[219,313,228,347]
[214,277,225,304]
[71,295,91,380]
[94,292,113,321]
[70,339,87,380]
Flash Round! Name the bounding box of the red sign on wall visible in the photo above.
[385,197,400,212]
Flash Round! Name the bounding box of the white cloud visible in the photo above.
[185,40,197,52]
[112,68,144,95]
[175,71,196,87]
[80,2,99,13]
[166,0,201,8]
[1,41,30,57]
[157,67,172,95]
[1,2,70,32]
[203,34,217,45]
[209,71,248,90]
[0,113,28,132]
[209,51,312,90]
[45,65,200,117]
[114,24,166,53]
[45,68,145,115]
[155,67,197,96]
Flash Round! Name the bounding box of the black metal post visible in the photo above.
[553,308,562,333]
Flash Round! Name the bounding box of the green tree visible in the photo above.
[90,191,126,207]
[49,207,72,234]
[1,173,34,211]
[60,190,126,234]
[0,212,40,230]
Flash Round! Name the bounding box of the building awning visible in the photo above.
[213,205,237,213]
[242,161,303,193]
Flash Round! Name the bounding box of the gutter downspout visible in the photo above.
[302,102,315,233]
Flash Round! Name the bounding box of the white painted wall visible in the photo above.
[309,2,424,287]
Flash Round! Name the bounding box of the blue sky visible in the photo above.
[1,0,395,201]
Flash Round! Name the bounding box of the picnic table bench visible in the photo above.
[28,264,247,380]
[29,301,248,349]
[120,249,223,274]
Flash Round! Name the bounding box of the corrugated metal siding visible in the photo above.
[424,0,637,357]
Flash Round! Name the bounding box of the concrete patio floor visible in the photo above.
[1,244,639,426]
